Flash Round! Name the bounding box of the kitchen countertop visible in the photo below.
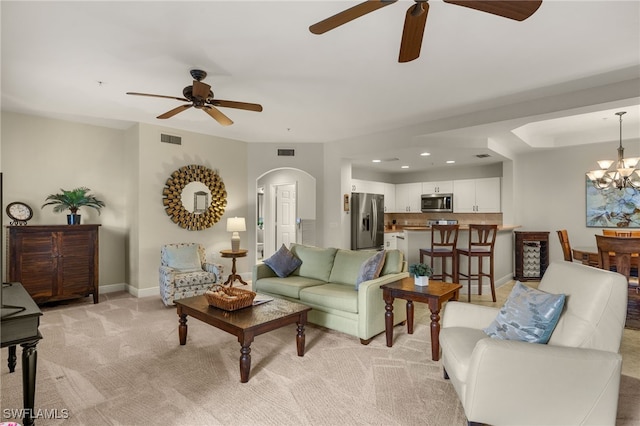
[385,225,520,233]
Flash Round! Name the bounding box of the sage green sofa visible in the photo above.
[253,243,409,344]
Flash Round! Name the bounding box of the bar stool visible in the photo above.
[455,224,498,302]
[419,224,459,283]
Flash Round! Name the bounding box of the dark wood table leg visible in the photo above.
[8,345,17,373]
[427,299,442,361]
[406,300,415,334]
[239,334,254,383]
[296,312,307,356]
[224,257,248,287]
[21,340,38,426]
[178,311,188,345]
[383,290,394,347]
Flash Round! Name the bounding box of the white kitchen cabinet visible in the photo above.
[384,232,398,250]
[422,180,453,194]
[453,177,501,213]
[351,179,384,195]
[383,183,395,212]
[395,182,422,212]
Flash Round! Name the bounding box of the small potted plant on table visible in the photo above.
[42,187,106,225]
[408,263,433,287]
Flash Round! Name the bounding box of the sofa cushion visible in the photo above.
[300,284,359,313]
[164,244,202,272]
[290,244,337,282]
[356,250,386,290]
[255,276,326,299]
[484,281,565,344]
[328,249,379,286]
[263,244,302,278]
[380,249,403,275]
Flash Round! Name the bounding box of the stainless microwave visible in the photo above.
[421,193,453,212]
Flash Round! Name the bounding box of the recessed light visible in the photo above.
[446,160,455,164]
[372,159,381,163]
[401,165,409,169]
[420,152,431,156]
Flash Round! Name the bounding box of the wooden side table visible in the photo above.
[220,249,248,286]
[380,277,462,361]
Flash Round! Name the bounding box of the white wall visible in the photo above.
[514,138,640,263]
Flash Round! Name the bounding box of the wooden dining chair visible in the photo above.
[556,229,573,262]
[595,234,640,291]
[419,224,459,282]
[602,229,640,237]
[455,224,498,302]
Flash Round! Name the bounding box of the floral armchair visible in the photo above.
[159,243,224,306]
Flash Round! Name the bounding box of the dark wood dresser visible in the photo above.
[6,225,100,304]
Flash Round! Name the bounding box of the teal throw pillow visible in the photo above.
[355,250,386,290]
[483,281,565,344]
[165,245,202,272]
[264,244,303,278]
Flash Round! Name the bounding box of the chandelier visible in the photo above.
[587,111,640,190]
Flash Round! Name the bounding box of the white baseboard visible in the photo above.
[99,283,126,294]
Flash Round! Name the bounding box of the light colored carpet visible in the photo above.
[1,286,639,426]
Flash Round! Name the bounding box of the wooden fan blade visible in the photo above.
[126,92,189,102]
[443,1,542,21]
[203,105,233,126]
[211,99,263,112]
[157,104,192,119]
[192,80,211,99]
[398,1,429,63]
[309,0,398,34]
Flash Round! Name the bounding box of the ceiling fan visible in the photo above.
[126,69,263,126]
[309,0,543,63]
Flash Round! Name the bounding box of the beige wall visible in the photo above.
[1,112,248,296]
[1,111,127,287]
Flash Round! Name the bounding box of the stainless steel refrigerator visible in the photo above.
[351,192,384,250]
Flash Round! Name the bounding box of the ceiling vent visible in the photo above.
[278,149,295,156]
[160,133,182,145]
[475,154,491,158]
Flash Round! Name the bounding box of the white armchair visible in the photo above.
[440,261,628,426]
[159,243,224,306]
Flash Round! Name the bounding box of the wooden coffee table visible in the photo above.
[381,277,462,361]
[175,294,311,383]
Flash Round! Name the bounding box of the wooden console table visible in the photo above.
[1,282,43,426]
[220,249,248,286]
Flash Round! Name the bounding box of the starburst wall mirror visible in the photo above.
[162,164,227,230]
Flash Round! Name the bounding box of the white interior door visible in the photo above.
[276,183,296,250]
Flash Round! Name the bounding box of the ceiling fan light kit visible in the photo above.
[310,0,542,63]
[587,111,640,190]
[127,69,262,126]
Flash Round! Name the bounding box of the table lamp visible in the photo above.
[227,217,246,252]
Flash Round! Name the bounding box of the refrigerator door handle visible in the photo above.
[371,199,377,241]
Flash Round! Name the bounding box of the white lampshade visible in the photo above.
[227,217,246,252]
[226,217,246,232]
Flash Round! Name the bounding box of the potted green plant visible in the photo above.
[408,263,433,287]
[42,187,106,225]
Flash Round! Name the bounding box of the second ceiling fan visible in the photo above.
[309,0,543,63]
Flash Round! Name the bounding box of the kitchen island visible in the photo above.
[401,225,520,296]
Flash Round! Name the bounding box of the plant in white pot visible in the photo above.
[42,187,106,225]
[408,263,433,287]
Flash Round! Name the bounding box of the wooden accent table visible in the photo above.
[381,277,462,361]
[1,282,43,426]
[220,249,248,286]
[175,294,311,383]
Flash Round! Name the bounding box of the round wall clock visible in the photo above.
[6,201,33,225]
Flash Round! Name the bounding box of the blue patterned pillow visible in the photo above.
[263,244,302,278]
[355,251,386,290]
[484,281,565,344]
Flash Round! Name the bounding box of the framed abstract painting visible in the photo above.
[586,177,640,228]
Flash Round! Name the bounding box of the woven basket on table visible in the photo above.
[205,285,256,311]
